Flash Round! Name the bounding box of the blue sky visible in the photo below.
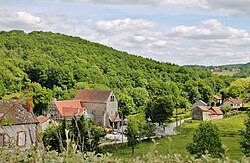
[0,0,250,66]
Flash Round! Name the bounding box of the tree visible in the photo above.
[124,113,146,155]
[220,106,231,115]
[117,93,136,117]
[186,122,224,158]
[70,116,105,152]
[240,112,250,156]
[147,96,175,125]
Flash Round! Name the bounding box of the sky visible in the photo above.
[0,0,250,66]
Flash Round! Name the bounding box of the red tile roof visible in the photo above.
[54,100,85,117]
[226,97,243,105]
[194,106,223,115]
[195,106,209,111]
[213,95,222,100]
[74,90,112,103]
[37,115,49,123]
[208,107,223,115]
[0,100,38,125]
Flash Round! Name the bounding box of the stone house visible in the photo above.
[192,106,223,121]
[222,97,243,110]
[0,100,39,151]
[74,90,121,129]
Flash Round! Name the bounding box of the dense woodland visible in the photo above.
[0,30,242,117]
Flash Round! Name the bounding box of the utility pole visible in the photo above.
[121,115,123,143]
[176,107,178,128]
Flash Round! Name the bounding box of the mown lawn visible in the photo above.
[213,70,237,76]
[109,113,247,160]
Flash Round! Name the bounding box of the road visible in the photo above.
[99,117,191,146]
[164,117,191,135]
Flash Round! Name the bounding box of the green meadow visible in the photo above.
[109,113,247,160]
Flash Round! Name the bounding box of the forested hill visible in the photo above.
[0,30,233,114]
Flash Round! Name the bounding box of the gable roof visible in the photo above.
[192,100,207,108]
[208,107,223,115]
[213,95,222,100]
[74,90,112,103]
[0,100,38,125]
[194,106,223,115]
[54,100,85,117]
[225,97,243,105]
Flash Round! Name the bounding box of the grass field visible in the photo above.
[109,113,248,160]
[213,70,237,76]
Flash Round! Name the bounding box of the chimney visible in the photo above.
[26,97,34,113]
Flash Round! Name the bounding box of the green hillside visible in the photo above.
[0,30,234,114]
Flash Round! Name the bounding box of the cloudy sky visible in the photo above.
[0,0,250,65]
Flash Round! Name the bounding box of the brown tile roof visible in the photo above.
[0,100,38,125]
[54,100,85,117]
[213,95,222,100]
[194,106,223,115]
[37,115,49,123]
[226,97,243,105]
[208,107,223,115]
[195,106,209,111]
[74,90,112,103]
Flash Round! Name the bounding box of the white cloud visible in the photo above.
[15,12,41,24]
[0,9,43,31]
[169,19,249,39]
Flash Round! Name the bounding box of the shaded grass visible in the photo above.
[109,113,247,160]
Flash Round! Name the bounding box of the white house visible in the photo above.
[0,99,39,151]
[222,97,243,110]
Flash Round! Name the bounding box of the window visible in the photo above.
[110,95,114,102]
[17,131,26,147]
[0,133,5,147]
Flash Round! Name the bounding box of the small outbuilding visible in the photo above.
[192,106,223,121]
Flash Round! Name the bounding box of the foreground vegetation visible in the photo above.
[1,141,250,163]
[109,113,247,160]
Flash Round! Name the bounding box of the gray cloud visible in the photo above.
[56,0,250,17]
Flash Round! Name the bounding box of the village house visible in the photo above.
[232,68,241,72]
[0,99,39,151]
[222,97,243,110]
[37,115,56,131]
[211,67,222,72]
[192,106,223,121]
[74,90,121,129]
[213,95,223,105]
[48,99,86,121]
[47,90,121,129]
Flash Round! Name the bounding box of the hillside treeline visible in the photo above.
[0,30,234,115]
